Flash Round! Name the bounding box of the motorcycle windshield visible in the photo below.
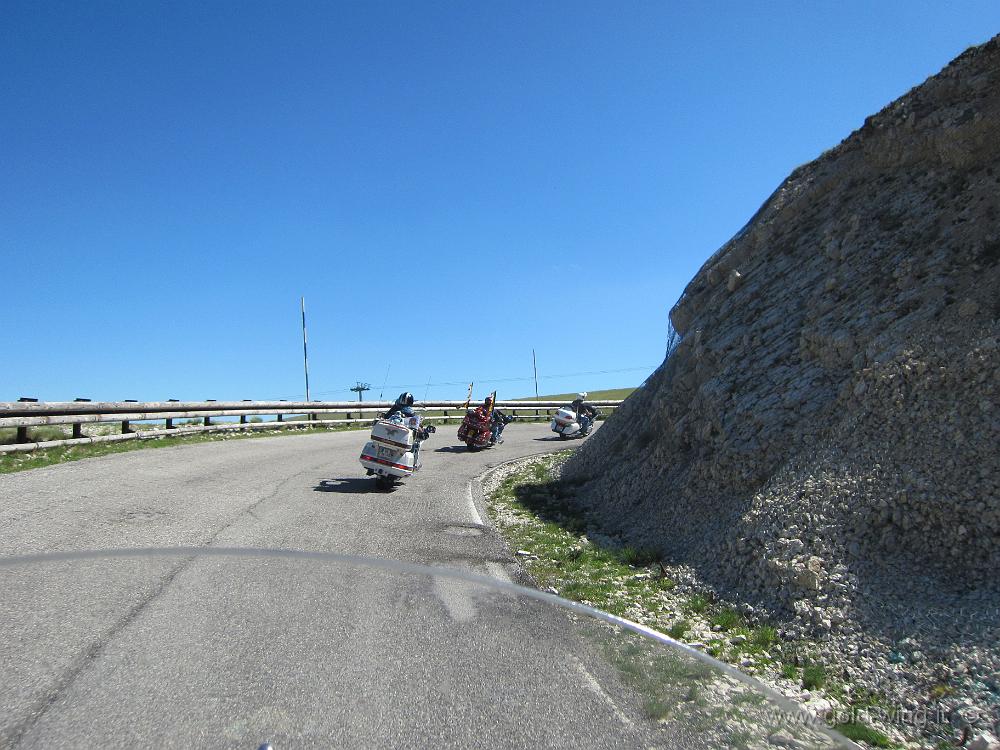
[1,549,854,749]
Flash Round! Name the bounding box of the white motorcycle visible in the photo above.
[550,407,599,440]
[360,415,435,490]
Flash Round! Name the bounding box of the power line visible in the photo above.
[301,365,656,399]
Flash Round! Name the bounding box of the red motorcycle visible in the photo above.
[457,407,492,450]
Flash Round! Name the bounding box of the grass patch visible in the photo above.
[0,425,76,443]
[833,722,897,747]
[710,608,743,631]
[928,683,955,699]
[685,594,711,615]
[802,662,827,690]
[619,546,660,567]
[750,626,778,650]
[667,620,690,640]
[487,451,681,621]
[608,639,714,720]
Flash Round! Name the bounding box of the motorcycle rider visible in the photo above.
[383,392,415,420]
[382,392,433,467]
[470,395,493,427]
[490,407,514,445]
[470,395,506,445]
[570,392,599,435]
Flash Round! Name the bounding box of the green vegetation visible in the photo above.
[0,422,368,474]
[710,608,744,631]
[0,425,75,444]
[750,626,778,650]
[667,620,690,640]
[685,594,711,615]
[486,453,678,618]
[833,722,898,748]
[607,639,714,720]
[619,545,660,567]
[928,683,955,699]
[802,661,827,690]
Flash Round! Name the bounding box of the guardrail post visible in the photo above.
[165,399,178,430]
[277,400,285,422]
[72,398,90,438]
[204,399,215,427]
[240,400,250,425]
[121,399,138,434]
[16,397,37,442]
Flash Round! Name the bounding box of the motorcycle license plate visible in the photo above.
[377,445,395,459]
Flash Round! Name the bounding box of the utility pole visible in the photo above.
[351,382,370,402]
[301,297,310,402]
[532,349,539,400]
[378,364,391,401]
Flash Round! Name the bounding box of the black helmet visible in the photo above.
[484,395,494,406]
[397,392,414,406]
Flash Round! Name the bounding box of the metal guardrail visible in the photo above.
[0,399,623,453]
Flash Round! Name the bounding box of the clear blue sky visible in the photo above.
[2,2,997,403]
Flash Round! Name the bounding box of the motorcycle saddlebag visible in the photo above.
[458,408,488,442]
[554,408,577,426]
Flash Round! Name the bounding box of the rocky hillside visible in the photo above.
[564,35,999,652]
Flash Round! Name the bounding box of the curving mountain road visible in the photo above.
[0,423,678,749]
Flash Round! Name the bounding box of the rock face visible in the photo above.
[564,37,1000,624]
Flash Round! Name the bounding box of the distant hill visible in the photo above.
[514,387,636,401]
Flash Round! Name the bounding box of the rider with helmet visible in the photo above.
[383,391,415,420]
[570,392,599,435]
[382,392,433,467]
[467,395,512,446]
[486,396,514,445]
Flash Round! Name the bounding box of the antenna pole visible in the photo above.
[301,297,310,402]
[532,349,539,400]
[532,349,540,417]
[379,364,391,400]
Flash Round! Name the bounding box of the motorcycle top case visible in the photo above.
[553,408,577,426]
[371,419,414,451]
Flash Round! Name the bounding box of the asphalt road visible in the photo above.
[0,424,721,749]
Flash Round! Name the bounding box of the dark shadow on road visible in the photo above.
[533,436,568,442]
[314,478,375,493]
[434,445,477,453]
